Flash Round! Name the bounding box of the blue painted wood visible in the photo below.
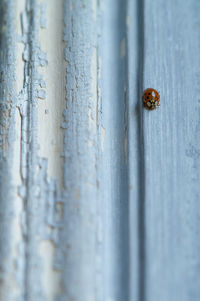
[0,1,22,300]
[128,0,200,300]
[98,1,129,300]
[0,0,200,300]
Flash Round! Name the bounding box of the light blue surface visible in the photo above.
[99,1,129,300]
[128,0,200,300]
[0,0,200,300]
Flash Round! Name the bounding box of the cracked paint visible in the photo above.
[37,0,66,190]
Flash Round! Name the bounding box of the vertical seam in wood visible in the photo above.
[136,0,146,300]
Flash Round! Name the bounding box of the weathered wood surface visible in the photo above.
[0,0,200,300]
[129,0,200,300]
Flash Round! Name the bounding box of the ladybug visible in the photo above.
[142,88,160,110]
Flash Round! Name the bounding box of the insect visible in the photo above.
[142,88,160,110]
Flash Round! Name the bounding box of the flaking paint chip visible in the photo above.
[38,89,46,99]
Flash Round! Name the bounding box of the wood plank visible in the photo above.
[1,0,200,300]
[98,0,129,300]
[128,0,200,300]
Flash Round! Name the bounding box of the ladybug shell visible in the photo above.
[142,88,160,110]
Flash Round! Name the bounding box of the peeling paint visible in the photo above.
[88,47,98,136]
[16,0,26,94]
[88,107,96,133]
[37,0,66,190]
[0,1,26,300]
[39,240,62,301]
[0,0,102,300]
[101,125,105,151]
[59,0,102,299]
[12,107,22,186]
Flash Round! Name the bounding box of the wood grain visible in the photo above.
[0,0,200,300]
[128,0,200,300]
